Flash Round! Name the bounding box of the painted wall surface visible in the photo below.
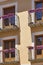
[18,11,32,65]
[0,0,32,65]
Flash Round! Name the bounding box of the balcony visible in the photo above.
[0,13,19,31]
[28,45,43,62]
[28,8,43,27]
[0,48,20,63]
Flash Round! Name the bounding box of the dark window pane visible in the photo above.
[37,49,42,55]
[3,6,15,15]
[5,53,9,58]
[11,40,15,48]
[9,15,15,25]
[4,18,9,26]
[11,52,15,57]
[35,2,42,20]
[4,41,9,49]
[36,37,42,45]
[4,39,15,58]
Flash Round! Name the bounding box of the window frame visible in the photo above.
[0,2,17,29]
[35,35,43,59]
[3,39,15,61]
[3,6,15,26]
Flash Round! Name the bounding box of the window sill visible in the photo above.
[29,59,43,63]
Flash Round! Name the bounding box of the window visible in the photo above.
[3,39,15,58]
[35,2,42,20]
[36,36,42,55]
[3,6,15,26]
[35,36,43,59]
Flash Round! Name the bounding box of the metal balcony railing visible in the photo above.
[28,45,43,61]
[0,13,19,29]
[0,48,20,62]
[28,8,43,27]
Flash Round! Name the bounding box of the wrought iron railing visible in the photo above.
[29,8,43,26]
[28,45,43,60]
[0,13,19,29]
[0,48,20,62]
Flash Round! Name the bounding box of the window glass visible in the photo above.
[3,6,15,26]
[9,15,15,25]
[36,36,42,55]
[4,18,9,26]
[37,49,42,55]
[11,52,15,57]
[11,40,15,48]
[35,2,42,20]
[5,53,9,58]
[4,40,15,58]
[4,41,9,49]
[36,37,42,45]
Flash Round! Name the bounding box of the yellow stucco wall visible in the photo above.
[0,0,32,65]
[18,11,32,64]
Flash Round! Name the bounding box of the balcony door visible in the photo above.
[35,36,43,59]
[3,39,15,62]
[3,6,15,27]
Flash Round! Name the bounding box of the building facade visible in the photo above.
[0,0,43,65]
